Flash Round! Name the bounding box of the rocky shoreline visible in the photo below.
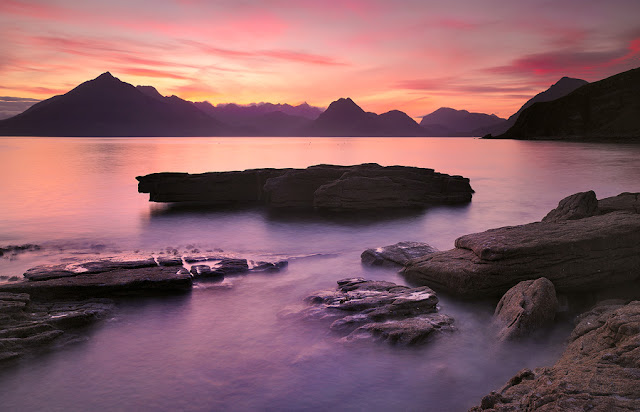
[0,253,287,364]
[136,163,474,210]
[402,191,640,298]
[2,190,639,409]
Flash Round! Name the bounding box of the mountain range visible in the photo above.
[419,108,505,136]
[0,68,638,140]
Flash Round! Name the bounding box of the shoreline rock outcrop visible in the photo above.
[402,192,640,298]
[287,277,455,346]
[471,300,640,411]
[137,163,474,210]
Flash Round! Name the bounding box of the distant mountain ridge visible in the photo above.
[2,70,634,140]
[304,98,426,136]
[419,107,505,136]
[494,67,640,141]
[4,73,431,136]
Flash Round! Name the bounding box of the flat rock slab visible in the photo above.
[403,210,640,298]
[0,292,114,365]
[137,163,473,210]
[0,266,193,299]
[291,277,455,346]
[24,258,158,281]
[361,241,438,267]
[471,300,640,411]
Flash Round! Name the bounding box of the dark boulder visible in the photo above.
[541,190,598,222]
[493,278,558,341]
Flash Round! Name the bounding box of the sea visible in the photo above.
[0,136,639,411]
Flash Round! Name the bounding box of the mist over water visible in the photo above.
[1,137,639,411]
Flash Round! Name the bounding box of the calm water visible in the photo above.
[1,137,639,411]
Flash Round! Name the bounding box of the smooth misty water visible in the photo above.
[0,137,639,411]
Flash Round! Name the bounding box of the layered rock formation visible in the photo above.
[0,292,114,363]
[287,277,455,345]
[472,300,640,411]
[402,192,640,298]
[137,163,474,210]
[0,254,287,299]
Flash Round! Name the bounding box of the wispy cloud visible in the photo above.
[185,40,347,66]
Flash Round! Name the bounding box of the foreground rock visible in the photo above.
[471,300,640,411]
[291,277,455,345]
[493,278,558,341]
[0,266,193,299]
[541,190,598,222]
[0,292,114,364]
[403,192,640,298]
[137,163,474,210]
[361,241,437,267]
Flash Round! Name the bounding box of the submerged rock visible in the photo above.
[493,278,558,341]
[361,241,438,267]
[293,277,454,346]
[402,191,640,298]
[0,292,114,365]
[471,300,640,411]
[0,244,41,258]
[137,163,474,210]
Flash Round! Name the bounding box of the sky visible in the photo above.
[1,0,639,120]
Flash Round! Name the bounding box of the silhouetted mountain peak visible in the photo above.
[136,85,164,100]
[326,97,364,114]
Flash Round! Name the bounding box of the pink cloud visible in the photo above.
[486,48,629,77]
[397,77,537,94]
[0,84,67,96]
[185,40,347,66]
[261,50,347,66]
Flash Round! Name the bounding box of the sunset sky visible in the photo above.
[1,0,639,119]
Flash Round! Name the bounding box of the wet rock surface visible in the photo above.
[361,241,438,267]
[0,254,288,299]
[291,277,455,345]
[137,163,474,210]
[0,292,114,364]
[471,300,640,411]
[403,191,640,298]
[493,278,558,341]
